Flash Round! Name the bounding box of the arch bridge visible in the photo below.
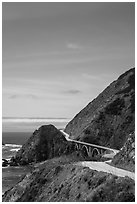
[74,141,113,158]
[61,130,119,158]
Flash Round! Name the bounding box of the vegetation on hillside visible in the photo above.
[65,68,135,150]
[3,154,135,202]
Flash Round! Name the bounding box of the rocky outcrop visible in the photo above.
[112,132,135,172]
[65,68,135,149]
[3,155,135,202]
[10,125,76,166]
[2,159,9,167]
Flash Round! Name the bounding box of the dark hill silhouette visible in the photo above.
[10,125,76,166]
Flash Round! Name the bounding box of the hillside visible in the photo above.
[112,132,135,172]
[3,155,135,202]
[65,68,135,149]
[10,125,76,166]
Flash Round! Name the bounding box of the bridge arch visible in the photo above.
[91,148,100,157]
[81,145,89,157]
[75,143,79,150]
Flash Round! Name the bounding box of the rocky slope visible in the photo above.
[10,125,76,166]
[112,132,135,172]
[65,68,135,149]
[3,155,135,202]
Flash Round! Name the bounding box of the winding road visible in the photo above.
[79,161,135,180]
[61,130,135,180]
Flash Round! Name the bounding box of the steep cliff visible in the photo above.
[10,125,76,165]
[65,68,135,149]
[112,132,135,172]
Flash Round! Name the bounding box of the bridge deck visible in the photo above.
[72,140,119,153]
[61,130,119,154]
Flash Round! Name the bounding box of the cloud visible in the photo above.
[66,43,81,50]
[9,94,39,100]
[63,89,81,95]
[82,73,100,80]
[82,73,113,81]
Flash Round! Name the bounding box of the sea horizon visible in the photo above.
[2,117,70,133]
[3,116,70,119]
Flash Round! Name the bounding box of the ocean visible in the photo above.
[2,117,70,194]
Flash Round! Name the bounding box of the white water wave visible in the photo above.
[10,148,20,152]
[5,144,22,148]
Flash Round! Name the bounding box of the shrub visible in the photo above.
[105,98,125,115]
[84,129,91,135]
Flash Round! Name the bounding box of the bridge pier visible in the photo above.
[91,148,100,157]
[76,143,79,150]
[87,146,92,157]
[82,146,103,158]
[100,149,104,155]
[81,145,89,157]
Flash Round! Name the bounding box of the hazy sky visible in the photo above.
[2,2,135,118]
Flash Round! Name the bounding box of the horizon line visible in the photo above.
[2,117,70,119]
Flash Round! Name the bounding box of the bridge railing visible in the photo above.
[61,130,119,154]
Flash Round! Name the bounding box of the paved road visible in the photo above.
[78,161,135,180]
[60,130,119,155]
[60,130,134,180]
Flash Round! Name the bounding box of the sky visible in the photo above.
[2,2,135,118]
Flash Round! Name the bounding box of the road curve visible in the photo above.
[78,161,135,180]
[60,130,134,180]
